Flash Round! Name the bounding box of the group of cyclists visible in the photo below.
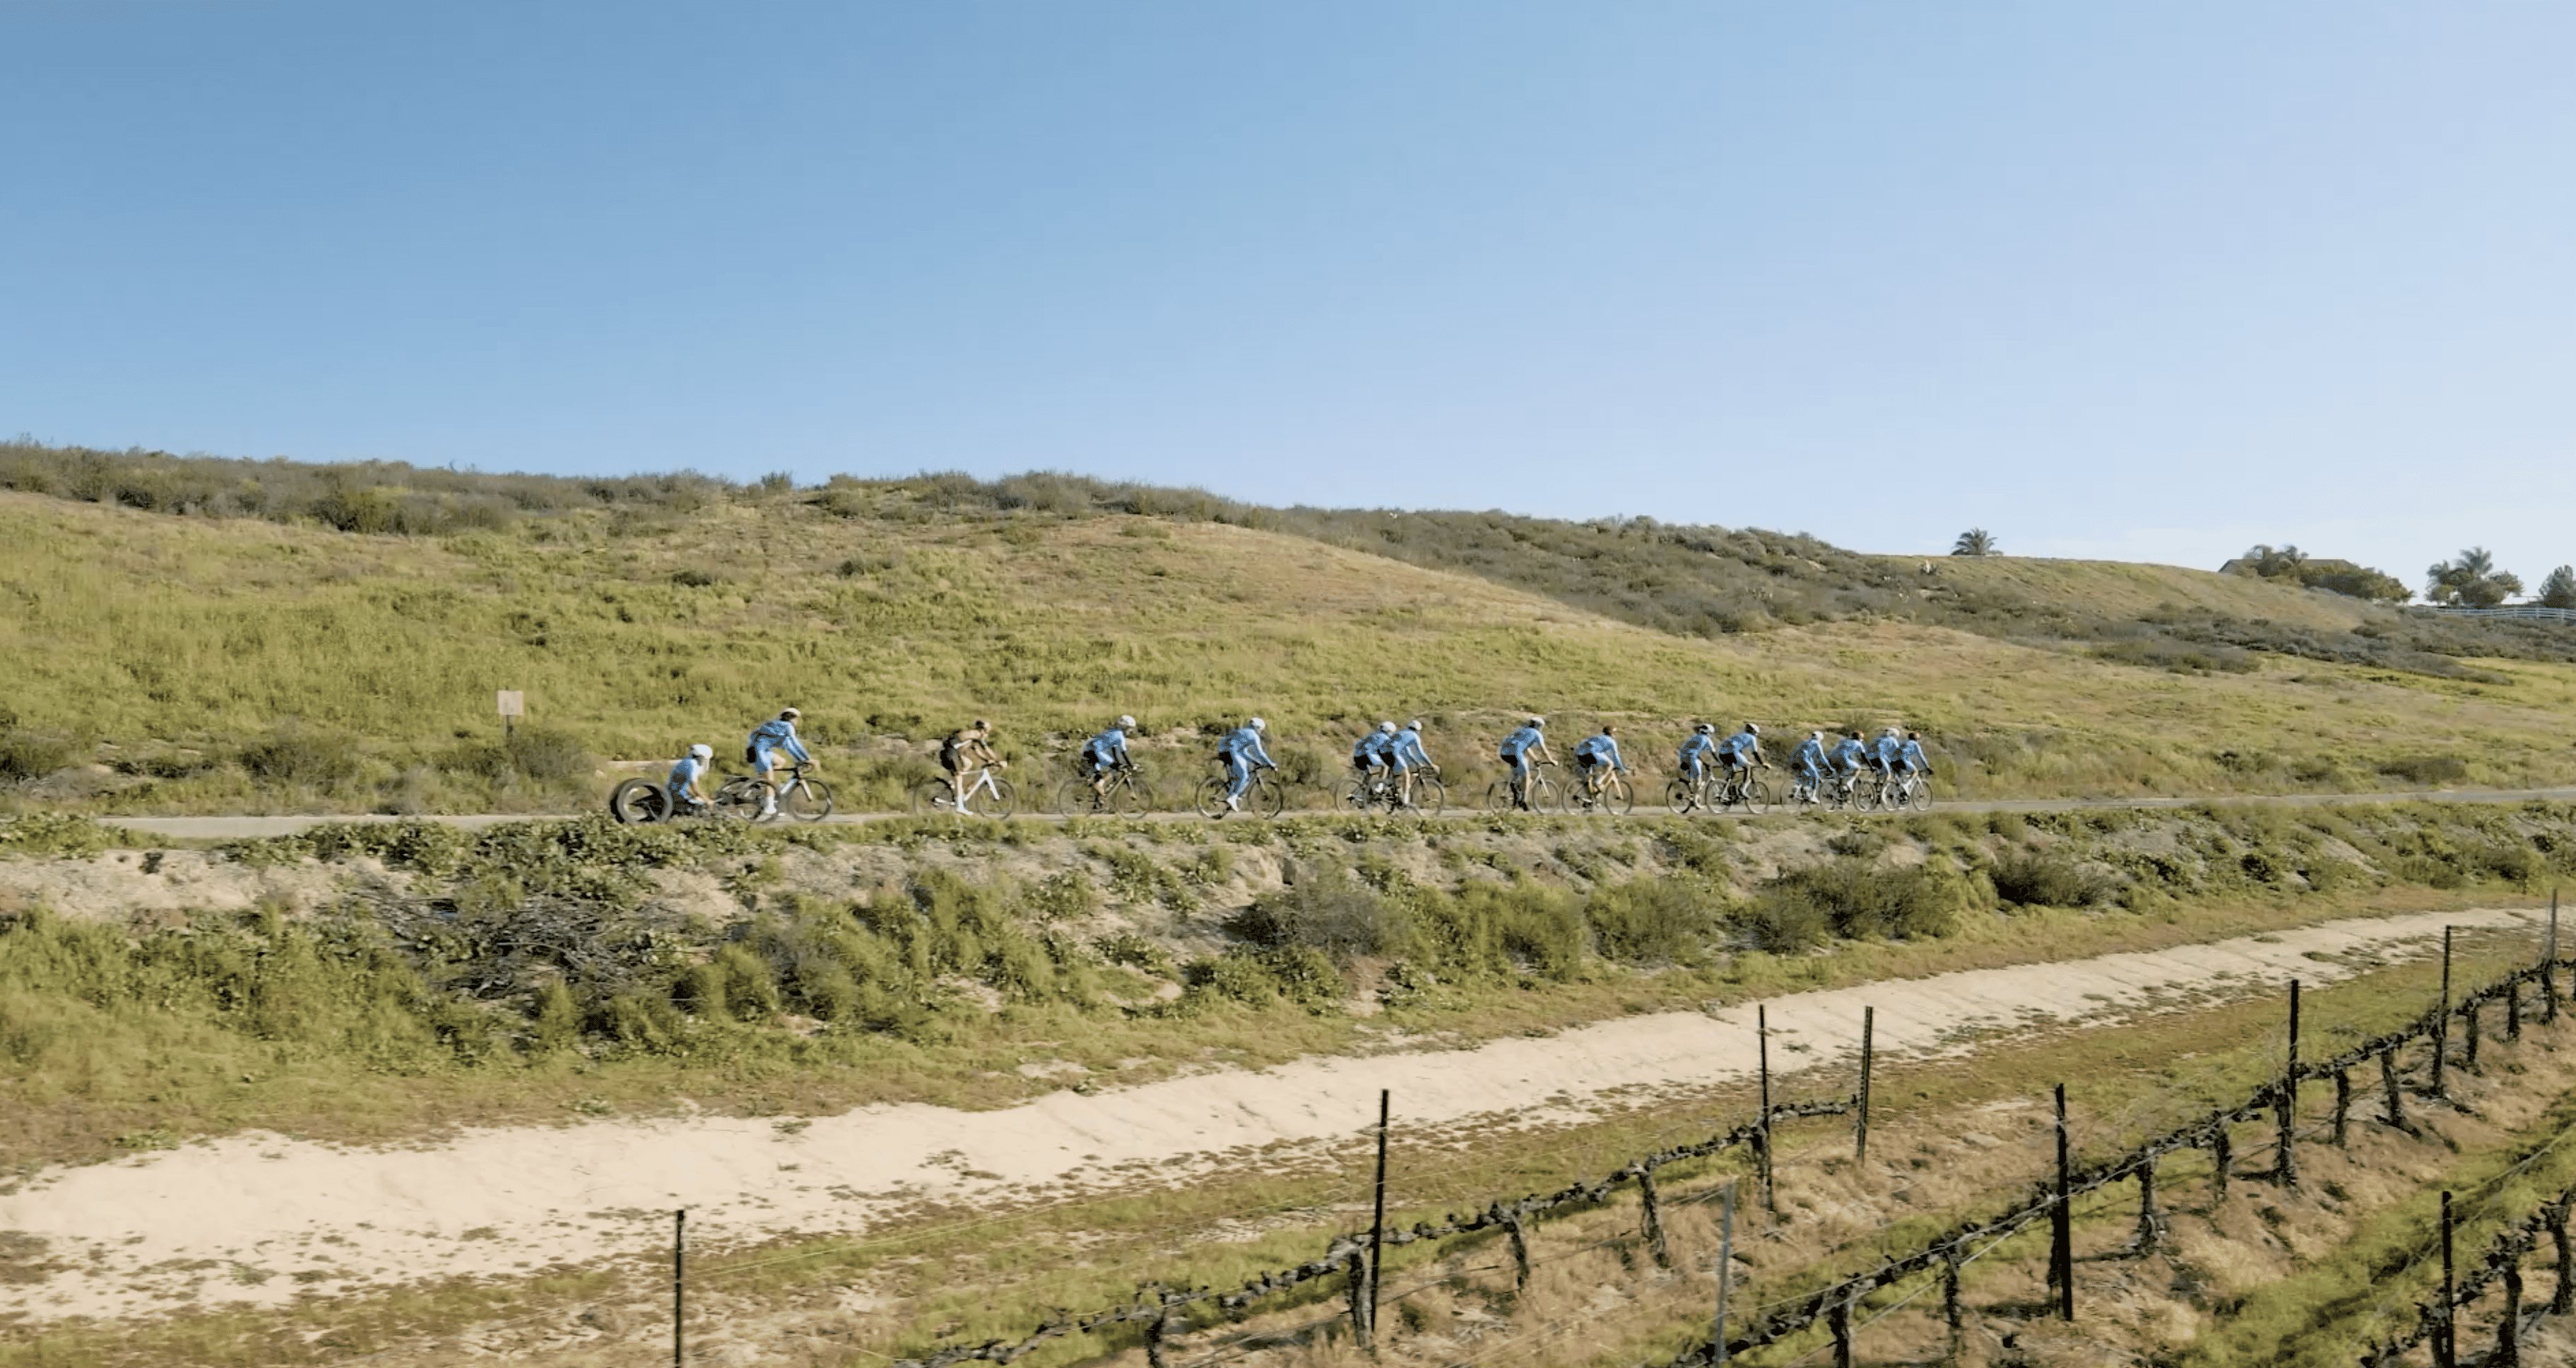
[658,708,1935,820]
[1349,716,1934,812]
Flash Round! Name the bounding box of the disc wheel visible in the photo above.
[609,779,666,825]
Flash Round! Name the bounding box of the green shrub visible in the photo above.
[0,813,122,858]
[1989,853,2110,907]
[238,724,365,787]
[0,729,78,781]
[2378,755,2471,786]
[1229,866,1400,963]
[1748,859,1966,943]
[1585,878,1727,965]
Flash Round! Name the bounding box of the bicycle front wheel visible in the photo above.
[1907,779,1932,813]
[1407,776,1446,817]
[782,777,834,822]
[1251,776,1286,819]
[1528,775,1564,814]
[982,776,1016,819]
[1600,776,1635,815]
[1740,777,1771,815]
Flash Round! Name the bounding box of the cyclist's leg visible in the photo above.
[1509,755,1531,807]
[1225,755,1251,800]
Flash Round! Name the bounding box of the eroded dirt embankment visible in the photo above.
[0,904,2539,1324]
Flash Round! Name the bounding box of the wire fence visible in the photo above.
[878,920,2576,1367]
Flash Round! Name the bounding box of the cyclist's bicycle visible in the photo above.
[916,765,1014,818]
[1567,765,1634,815]
[1197,763,1285,820]
[1665,770,1718,815]
[1343,765,1444,817]
[608,775,764,825]
[1863,770,1932,813]
[1786,770,1826,809]
[1853,767,1910,813]
[1713,765,1771,815]
[1053,762,1152,816]
[755,762,834,822]
[1484,760,1564,814]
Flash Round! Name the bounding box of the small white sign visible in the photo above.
[496,690,525,718]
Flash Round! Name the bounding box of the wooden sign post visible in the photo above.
[497,690,524,739]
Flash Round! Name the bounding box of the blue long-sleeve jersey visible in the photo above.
[1720,730,1762,762]
[1792,738,1826,776]
[1499,726,1544,758]
[749,719,811,764]
[1085,727,1131,770]
[1390,728,1431,770]
[1574,733,1624,768]
[1899,738,1930,772]
[1352,733,1390,765]
[1220,727,1275,768]
[1874,735,1904,769]
[1830,738,1868,772]
[1678,733,1717,770]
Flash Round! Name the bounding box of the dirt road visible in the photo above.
[89,786,2576,841]
[0,902,2543,1324]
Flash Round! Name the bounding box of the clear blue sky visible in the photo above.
[8,4,2573,591]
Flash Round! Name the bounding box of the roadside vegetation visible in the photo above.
[4,799,2570,1169]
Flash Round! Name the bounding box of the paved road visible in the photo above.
[91,785,2576,841]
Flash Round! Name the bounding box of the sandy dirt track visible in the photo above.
[0,903,2543,1325]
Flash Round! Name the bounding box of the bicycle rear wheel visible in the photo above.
[609,779,666,825]
[714,779,769,822]
[1483,782,1515,814]
[914,779,962,816]
[782,777,834,822]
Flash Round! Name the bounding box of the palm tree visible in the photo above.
[1951,529,1997,557]
[2425,546,2524,608]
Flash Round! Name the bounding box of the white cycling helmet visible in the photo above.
[779,707,800,720]
[1248,717,1265,732]
[1408,718,1424,731]
[1116,714,1136,730]
[690,743,714,760]
[1746,722,1761,735]
[1527,716,1545,729]
[1378,721,1397,734]
[1695,723,1714,735]
[1810,731,1824,742]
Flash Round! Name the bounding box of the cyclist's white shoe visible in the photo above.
[1227,794,1241,811]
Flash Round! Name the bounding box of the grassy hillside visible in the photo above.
[2,451,2575,813]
